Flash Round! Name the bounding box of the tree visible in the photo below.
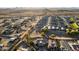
[41,32,45,37]
[41,27,48,33]
[69,17,75,22]
[69,17,79,29]
[0,29,2,35]
[68,31,79,36]
[50,34,56,37]
[55,40,61,51]
[27,36,34,44]
[70,22,79,29]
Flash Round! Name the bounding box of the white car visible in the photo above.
[56,27,59,30]
[61,27,65,30]
[52,26,55,29]
[48,26,51,29]
[9,37,16,41]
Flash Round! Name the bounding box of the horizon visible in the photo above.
[0,0,78,7]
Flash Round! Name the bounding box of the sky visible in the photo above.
[0,0,79,7]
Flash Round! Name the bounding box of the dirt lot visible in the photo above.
[0,8,79,17]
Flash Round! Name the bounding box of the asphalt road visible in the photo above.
[33,16,73,51]
[35,16,48,32]
[60,41,72,51]
[46,16,66,36]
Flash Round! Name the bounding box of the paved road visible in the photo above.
[35,16,49,42]
[35,16,67,36]
[8,16,42,51]
[35,16,48,32]
[57,16,74,51]
[46,16,66,36]
[45,16,72,51]
[60,41,72,51]
[32,16,77,51]
[59,16,70,27]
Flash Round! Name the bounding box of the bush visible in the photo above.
[41,32,45,37]
[41,27,48,33]
[68,31,79,36]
